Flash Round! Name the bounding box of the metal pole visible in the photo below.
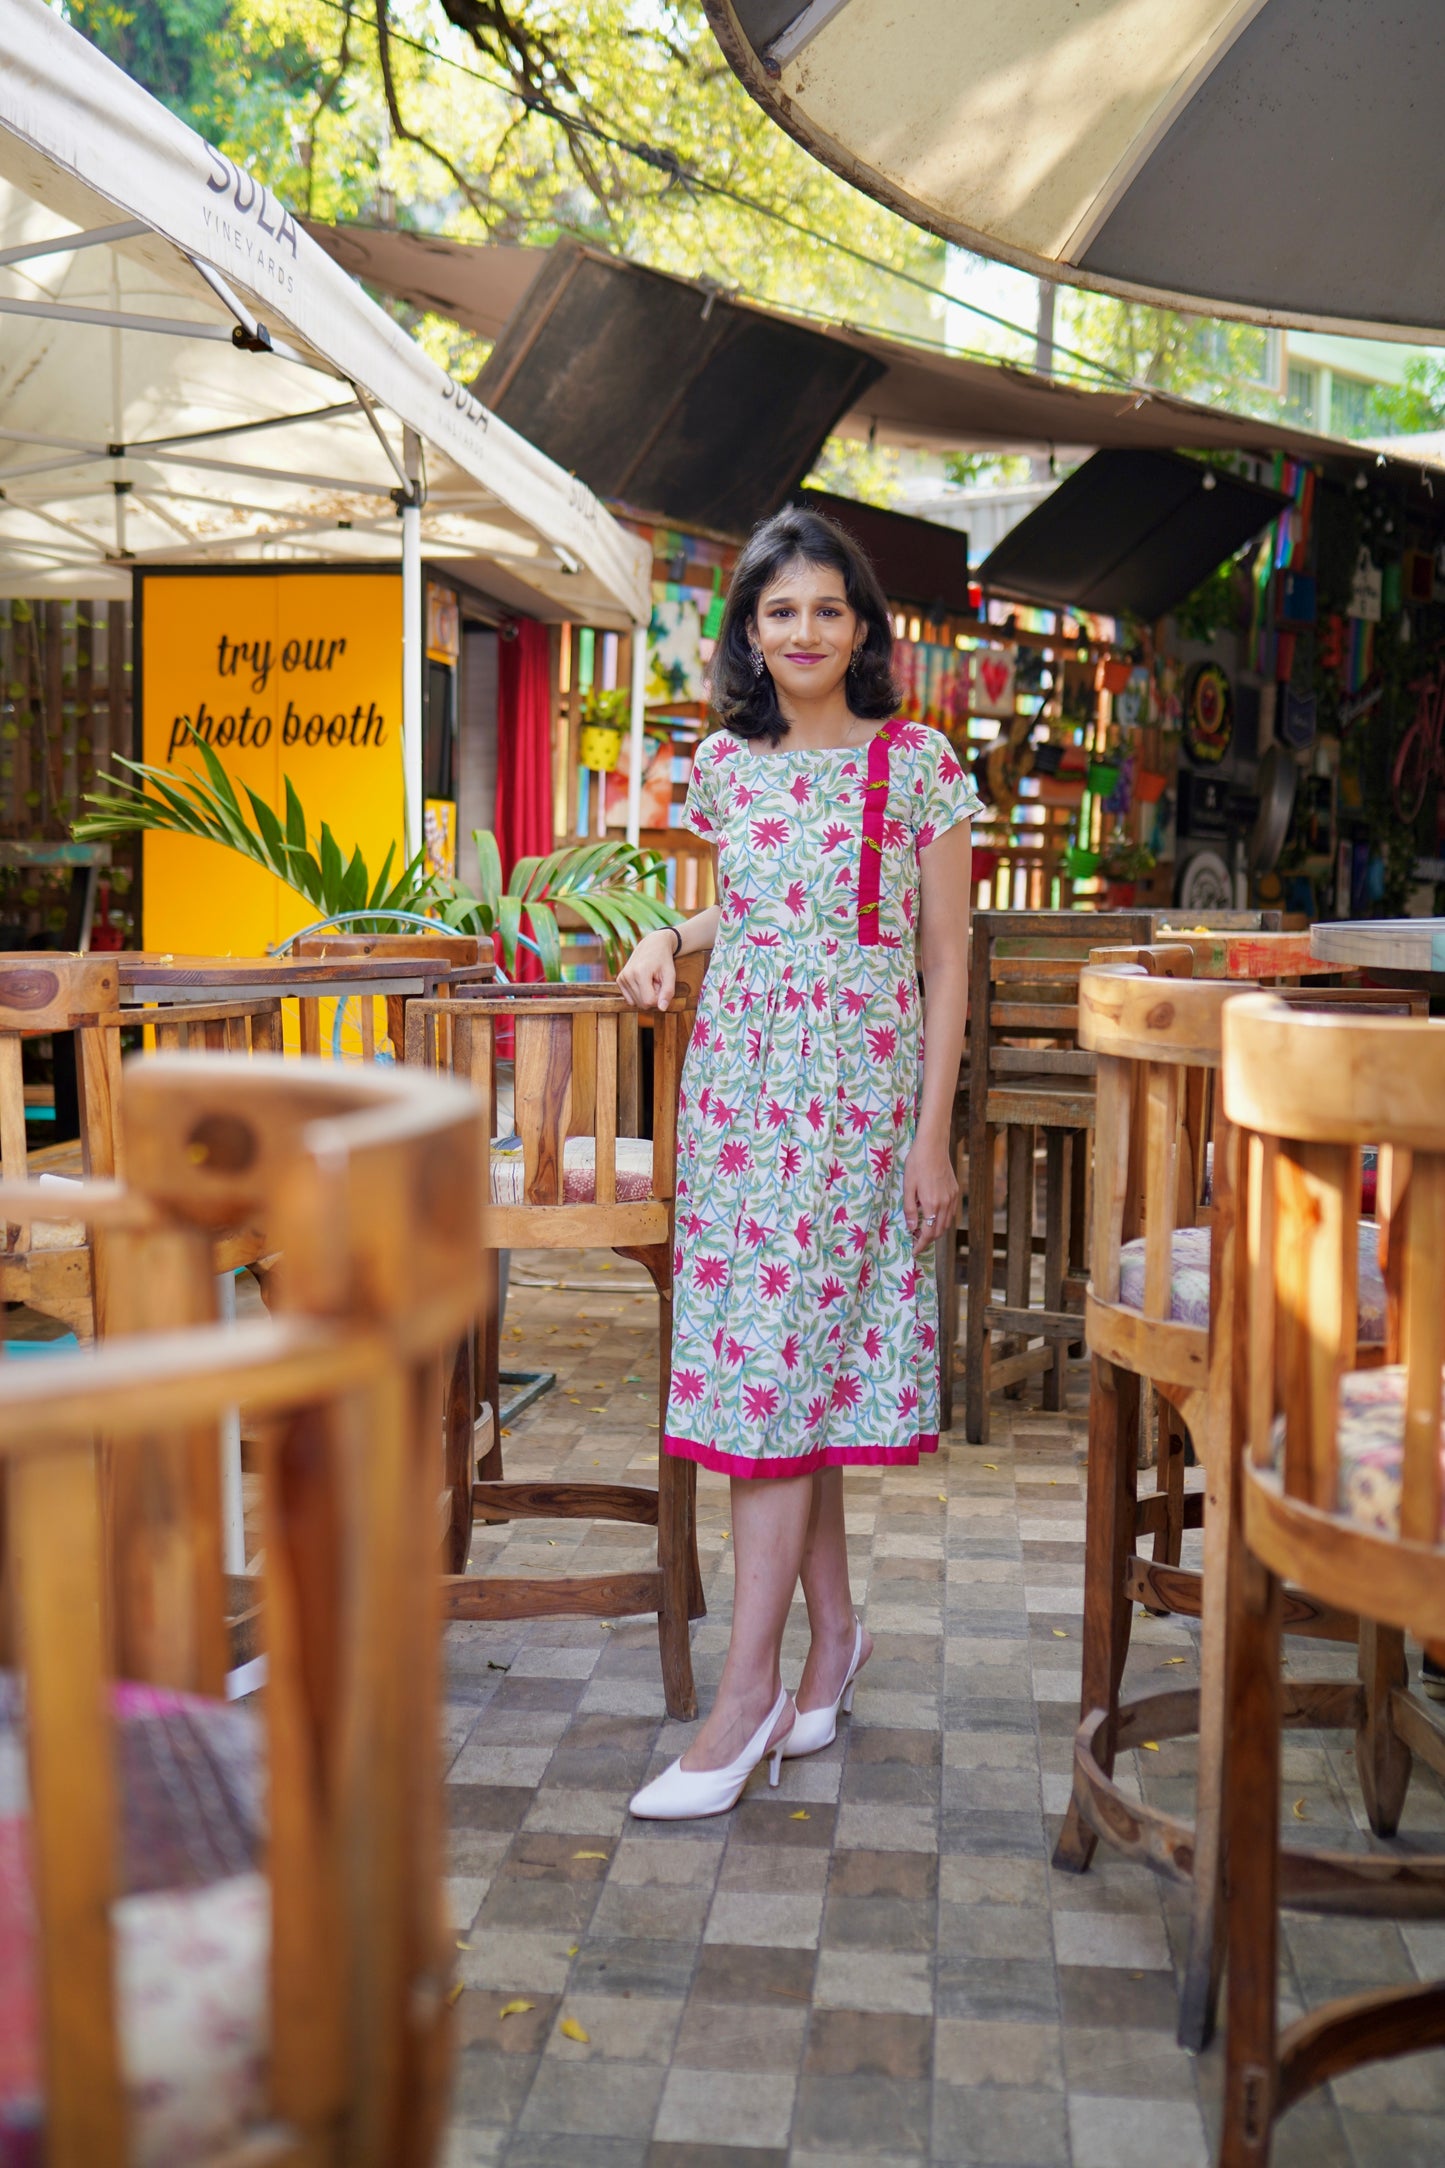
[401,425,424,861]
[626,620,648,848]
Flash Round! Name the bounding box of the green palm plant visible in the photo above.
[72,729,679,971]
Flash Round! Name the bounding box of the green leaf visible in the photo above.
[282,776,308,859]
[471,829,502,916]
[524,899,561,980]
[497,892,523,977]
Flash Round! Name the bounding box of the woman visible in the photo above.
[619,505,978,1818]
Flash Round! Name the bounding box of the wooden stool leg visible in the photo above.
[1179,1373,1239,2053]
[1042,1128,1067,1411]
[623,1237,702,1714]
[1157,1398,1188,1570]
[1219,1556,1284,2168]
[1068,1123,1089,1357]
[1357,1621,1413,1837]
[443,1334,475,1576]
[475,1249,503,1484]
[964,1121,997,1444]
[1002,1124,1034,1401]
[1054,1358,1140,1873]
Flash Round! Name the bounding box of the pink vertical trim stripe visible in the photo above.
[856,726,891,946]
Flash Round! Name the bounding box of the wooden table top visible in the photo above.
[1309,919,1445,974]
[116,953,431,1004]
[1153,929,1343,981]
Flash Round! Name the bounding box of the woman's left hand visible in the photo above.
[902,1134,960,1258]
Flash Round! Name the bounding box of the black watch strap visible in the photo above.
[668,926,684,957]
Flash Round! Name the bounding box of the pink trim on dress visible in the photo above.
[664,1428,940,1479]
[855,726,892,947]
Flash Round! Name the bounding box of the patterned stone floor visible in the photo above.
[440,1251,1445,2168]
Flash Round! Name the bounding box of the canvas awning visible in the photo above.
[704,0,1445,343]
[308,223,1376,480]
[0,0,649,630]
[978,449,1289,620]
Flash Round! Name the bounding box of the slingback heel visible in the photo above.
[628,1688,794,1820]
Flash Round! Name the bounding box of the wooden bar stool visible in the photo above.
[961,907,1155,1442]
[406,979,705,1720]
[1054,953,1415,2053]
[0,1052,485,2165]
[1219,998,1445,2167]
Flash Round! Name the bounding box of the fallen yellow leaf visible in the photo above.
[937,1493,947,1502]
[1142,1742,1160,1752]
[983,1463,998,1472]
[591,1406,606,1413]
[572,1850,608,1861]
[1292,1798,1308,1821]
[499,2000,535,2020]
[566,1944,579,1957]
[789,1809,810,1821]
[560,2017,591,2044]
[1052,1629,1068,1639]
[1163,1656,1186,1666]
[446,1981,464,2006]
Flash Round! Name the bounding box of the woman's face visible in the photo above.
[750,556,862,706]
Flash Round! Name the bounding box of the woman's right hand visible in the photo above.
[618,929,678,1011]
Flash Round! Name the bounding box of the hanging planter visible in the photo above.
[1134,767,1167,804]
[579,687,629,773]
[1064,845,1100,879]
[1086,760,1121,797]
[1096,657,1132,695]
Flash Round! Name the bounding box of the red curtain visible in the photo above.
[494,618,553,985]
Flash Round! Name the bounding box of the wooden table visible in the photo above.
[1152,929,1345,981]
[116,953,430,1006]
[1309,918,1445,981]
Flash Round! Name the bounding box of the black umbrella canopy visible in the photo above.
[979,449,1288,620]
[707,0,1445,340]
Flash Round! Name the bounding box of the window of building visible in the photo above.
[1284,365,1317,427]
[1330,375,1375,437]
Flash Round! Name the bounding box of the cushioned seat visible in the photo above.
[0,1679,266,2166]
[1268,1366,1445,1540]
[1118,1220,1386,1340]
[490,1133,654,1206]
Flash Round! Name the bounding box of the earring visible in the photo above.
[749,645,765,677]
[848,645,864,675]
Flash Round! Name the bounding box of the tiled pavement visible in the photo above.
[440,1251,1445,2168]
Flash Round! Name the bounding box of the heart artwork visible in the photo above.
[971,649,1016,720]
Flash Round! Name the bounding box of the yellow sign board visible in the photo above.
[139,570,406,954]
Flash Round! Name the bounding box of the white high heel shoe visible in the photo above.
[781,1618,866,1759]
[629,1688,794,1820]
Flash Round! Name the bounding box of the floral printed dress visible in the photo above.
[664,721,981,1478]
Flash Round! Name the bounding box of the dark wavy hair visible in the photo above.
[710,505,898,745]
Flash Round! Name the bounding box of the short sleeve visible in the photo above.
[912,729,982,851]
[682,736,723,841]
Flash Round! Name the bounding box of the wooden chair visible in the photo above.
[0,1052,485,2165]
[0,956,287,1342]
[1219,998,1445,2166]
[958,907,1156,1442]
[406,978,705,1719]
[1055,955,1427,2054]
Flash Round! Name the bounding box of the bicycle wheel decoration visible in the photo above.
[1182,662,1233,764]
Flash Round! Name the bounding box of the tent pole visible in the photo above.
[402,426,424,862]
[625,620,647,849]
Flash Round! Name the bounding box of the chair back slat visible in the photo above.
[1141,1063,1182,1320]
[0,1033,30,1250]
[595,1012,618,1206]
[516,1014,573,1206]
[1090,1051,1131,1304]
[1246,1131,1279,1472]
[11,1438,127,2163]
[1399,1152,1445,1544]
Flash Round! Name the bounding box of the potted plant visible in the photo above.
[73,728,679,975]
[577,687,630,774]
[1099,835,1157,908]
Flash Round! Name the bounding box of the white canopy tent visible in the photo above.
[0,0,654,849]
